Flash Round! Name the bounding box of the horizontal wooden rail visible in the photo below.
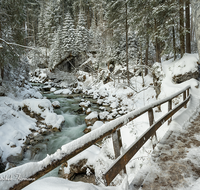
[0,86,190,190]
[103,94,191,186]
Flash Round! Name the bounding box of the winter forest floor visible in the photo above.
[130,113,200,190]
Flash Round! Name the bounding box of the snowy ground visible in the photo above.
[0,53,200,190]
[0,87,64,166]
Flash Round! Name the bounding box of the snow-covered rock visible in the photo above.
[85,111,99,126]
[86,108,92,115]
[62,89,72,95]
[79,101,91,108]
[45,113,64,131]
[21,99,64,130]
[50,87,56,92]
[54,89,72,95]
[99,111,109,120]
[169,54,199,83]
[54,89,63,95]
[30,68,48,83]
[43,85,52,91]
[52,101,60,109]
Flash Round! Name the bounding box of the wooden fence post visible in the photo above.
[112,129,126,173]
[183,91,187,108]
[148,108,154,126]
[168,100,172,125]
[148,108,157,149]
[187,88,189,97]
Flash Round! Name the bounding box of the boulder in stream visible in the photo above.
[43,85,51,91]
[85,111,99,126]
[7,148,24,164]
[79,101,91,108]
[52,101,60,109]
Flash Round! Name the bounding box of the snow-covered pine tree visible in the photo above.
[76,10,90,52]
[192,0,200,59]
[62,12,76,58]
[43,0,55,48]
[130,0,184,62]
[0,0,27,80]
[38,0,61,48]
[38,2,45,47]
[25,0,40,46]
[89,10,101,51]
[106,0,132,85]
[50,26,62,69]
[38,0,62,67]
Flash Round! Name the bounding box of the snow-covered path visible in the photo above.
[130,113,200,190]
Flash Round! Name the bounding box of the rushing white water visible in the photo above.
[20,93,88,177]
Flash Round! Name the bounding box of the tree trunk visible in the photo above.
[192,0,200,59]
[125,1,129,86]
[185,0,191,53]
[172,21,176,60]
[145,35,149,75]
[179,0,185,57]
[154,19,161,62]
[191,9,195,43]
[0,21,4,80]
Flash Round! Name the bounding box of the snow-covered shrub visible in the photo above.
[151,62,164,98]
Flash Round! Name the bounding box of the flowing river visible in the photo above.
[19,91,96,177]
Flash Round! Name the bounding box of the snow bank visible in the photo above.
[171,53,199,76]
[22,177,121,190]
[0,97,37,163]
[0,97,64,166]
[21,99,64,129]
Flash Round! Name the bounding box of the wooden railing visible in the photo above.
[103,87,190,185]
[1,86,190,190]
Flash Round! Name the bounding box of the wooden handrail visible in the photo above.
[0,86,190,190]
[103,95,190,185]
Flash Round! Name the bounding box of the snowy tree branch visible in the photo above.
[0,38,36,50]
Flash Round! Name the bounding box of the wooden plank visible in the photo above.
[168,100,172,125]
[117,129,127,173]
[148,108,154,126]
[148,108,157,148]
[112,129,126,173]
[112,130,121,158]
[117,129,123,148]
[187,88,189,97]
[183,91,187,108]
[103,95,190,186]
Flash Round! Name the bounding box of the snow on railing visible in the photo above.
[0,86,191,190]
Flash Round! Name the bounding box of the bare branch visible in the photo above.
[0,38,36,50]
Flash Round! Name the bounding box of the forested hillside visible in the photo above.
[0,0,198,88]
